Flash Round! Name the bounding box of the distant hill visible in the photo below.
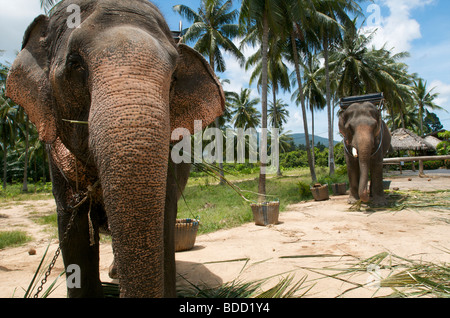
[288,133,339,147]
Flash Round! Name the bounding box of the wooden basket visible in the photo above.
[174,218,199,252]
[310,184,329,201]
[250,201,280,226]
[331,183,347,196]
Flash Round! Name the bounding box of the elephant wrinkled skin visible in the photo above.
[6,0,224,298]
[339,102,392,206]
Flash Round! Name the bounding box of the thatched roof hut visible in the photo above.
[390,128,433,151]
[423,135,442,151]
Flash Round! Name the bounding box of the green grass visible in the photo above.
[2,168,342,237]
[0,231,31,249]
[0,182,53,203]
[33,212,58,227]
[178,167,334,235]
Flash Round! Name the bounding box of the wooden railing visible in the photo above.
[383,155,450,175]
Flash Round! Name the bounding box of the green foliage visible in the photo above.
[0,231,31,249]
[436,141,449,156]
[438,130,450,140]
[0,181,52,201]
[297,181,312,200]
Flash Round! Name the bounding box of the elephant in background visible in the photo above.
[339,102,391,206]
[6,0,224,297]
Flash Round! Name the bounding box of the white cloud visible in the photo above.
[421,80,450,128]
[221,39,258,97]
[431,80,450,106]
[362,0,434,53]
[0,0,44,63]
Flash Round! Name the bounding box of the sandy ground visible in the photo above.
[0,170,449,298]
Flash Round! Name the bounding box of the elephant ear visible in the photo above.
[170,44,225,141]
[6,15,57,144]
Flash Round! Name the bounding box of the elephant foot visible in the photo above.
[347,195,360,205]
[371,196,388,207]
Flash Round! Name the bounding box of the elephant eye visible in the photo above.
[67,54,86,73]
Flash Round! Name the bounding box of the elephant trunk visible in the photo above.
[88,27,176,297]
[358,160,370,203]
[355,127,373,203]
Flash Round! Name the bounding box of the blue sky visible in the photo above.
[1,0,449,139]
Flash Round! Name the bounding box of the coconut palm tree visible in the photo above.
[329,25,376,97]
[0,88,18,190]
[268,98,289,177]
[412,78,444,137]
[245,32,291,115]
[39,0,61,14]
[268,98,289,131]
[174,0,244,73]
[276,0,319,182]
[301,53,326,166]
[229,88,261,130]
[174,0,244,184]
[314,0,362,176]
[239,0,284,201]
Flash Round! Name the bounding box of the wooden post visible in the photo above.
[419,160,424,177]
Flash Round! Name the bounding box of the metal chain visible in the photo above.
[33,181,99,298]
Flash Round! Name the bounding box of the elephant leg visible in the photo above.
[164,161,191,297]
[370,160,387,206]
[50,160,103,298]
[346,155,360,204]
[163,160,177,298]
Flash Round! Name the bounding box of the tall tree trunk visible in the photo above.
[290,31,316,182]
[400,107,405,128]
[2,143,6,190]
[419,104,424,137]
[273,85,282,177]
[323,36,335,176]
[22,117,29,192]
[258,13,269,202]
[311,104,315,169]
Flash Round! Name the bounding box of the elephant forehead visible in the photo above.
[47,0,175,60]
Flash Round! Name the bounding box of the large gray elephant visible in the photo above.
[6,0,224,297]
[338,102,391,206]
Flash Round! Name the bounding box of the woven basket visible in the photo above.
[174,218,199,252]
[310,184,329,201]
[331,183,347,196]
[250,201,280,226]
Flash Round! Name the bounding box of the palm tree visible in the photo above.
[412,78,443,137]
[277,0,318,182]
[301,53,326,166]
[174,0,244,73]
[39,0,61,14]
[314,0,362,176]
[0,89,18,190]
[329,25,376,97]
[245,32,291,115]
[268,99,289,131]
[229,88,261,130]
[269,99,289,177]
[174,0,244,185]
[240,0,283,201]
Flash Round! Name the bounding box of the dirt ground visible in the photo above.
[0,170,449,298]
